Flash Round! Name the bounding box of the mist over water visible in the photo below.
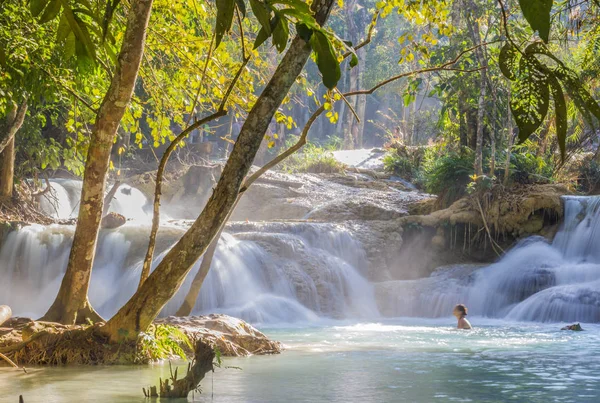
[3,180,600,325]
[380,196,600,323]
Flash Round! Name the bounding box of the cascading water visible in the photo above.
[379,196,600,323]
[0,180,378,324]
[36,179,151,220]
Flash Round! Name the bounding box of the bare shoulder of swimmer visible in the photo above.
[458,317,472,330]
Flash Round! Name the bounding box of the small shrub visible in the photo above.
[383,142,425,180]
[577,157,600,193]
[420,147,474,207]
[508,149,554,184]
[279,143,345,174]
[383,152,414,178]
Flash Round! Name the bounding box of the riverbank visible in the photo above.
[0,314,281,366]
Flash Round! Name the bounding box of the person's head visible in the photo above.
[453,304,468,318]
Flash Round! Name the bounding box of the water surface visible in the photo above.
[2,319,599,402]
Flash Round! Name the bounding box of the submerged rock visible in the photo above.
[155,314,282,357]
[561,323,583,331]
[101,212,126,229]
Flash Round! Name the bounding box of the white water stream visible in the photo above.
[1,180,378,323]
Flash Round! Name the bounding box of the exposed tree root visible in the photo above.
[0,324,138,366]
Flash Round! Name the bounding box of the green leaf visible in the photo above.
[278,7,312,23]
[253,26,270,49]
[272,15,289,52]
[59,1,96,61]
[215,0,236,48]
[350,52,358,68]
[235,0,247,18]
[64,31,76,59]
[30,0,50,17]
[552,65,600,123]
[270,0,312,14]
[511,55,550,143]
[517,0,553,43]
[56,13,71,42]
[250,0,272,35]
[498,42,519,81]
[295,22,312,42]
[309,30,341,90]
[39,0,61,23]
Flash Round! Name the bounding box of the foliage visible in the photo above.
[500,3,600,160]
[137,324,193,361]
[576,156,600,193]
[278,141,345,173]
[419,147,475,206]
[383,143,425,180]
[507,146,554,185]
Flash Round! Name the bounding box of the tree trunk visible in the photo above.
[0,100,27,198]
[175,230,221,317]
[504,92,514,186]
[41,0,154,325]
[466,0,486,177]
[489,128,496,176]
[103,0,336,342]
[0,137,15,198]
[355,53,367,148]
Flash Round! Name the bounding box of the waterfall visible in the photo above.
[36,179,151,220]
[0,212,378,324]
[379,196,600,323]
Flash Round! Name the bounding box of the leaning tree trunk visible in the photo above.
[175,230,221,317]
[0,100,28,198]
[41,0,154,325]
[103,0,336,342]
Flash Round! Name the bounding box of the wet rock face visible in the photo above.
[156,314,282,356]
[101,212,126,229]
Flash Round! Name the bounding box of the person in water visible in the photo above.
[453,304,472,329]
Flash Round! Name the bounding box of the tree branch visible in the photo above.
[138,55,250,288]
[241,43,489,192]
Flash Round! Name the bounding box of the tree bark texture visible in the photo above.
[175,231,221,317]
[104,0,336,341]
[0,101,27,198]
[41,0,154,325]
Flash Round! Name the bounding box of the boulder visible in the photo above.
[561,323,583,331]
[155,314,282,357]
[101,212,126,229]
